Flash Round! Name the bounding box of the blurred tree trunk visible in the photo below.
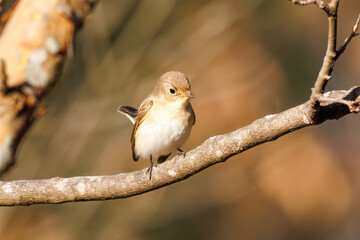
[0,0,97,175]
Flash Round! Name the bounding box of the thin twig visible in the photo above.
[290,0,316,6]
[306,0,340,121]
[336,14,360,59]
[289,0,329,14]
[312,14,337,95]
[290,0,340,97]
[289,1,360,121]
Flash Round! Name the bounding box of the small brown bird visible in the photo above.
[118,71,196,179]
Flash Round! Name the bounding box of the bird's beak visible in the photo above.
[185,91,195,98]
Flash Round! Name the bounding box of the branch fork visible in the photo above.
[312,88,360,113]
[303,0,360,122]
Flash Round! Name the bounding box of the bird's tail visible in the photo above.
[117,106,138,124]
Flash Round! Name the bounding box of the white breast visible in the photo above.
[134,101,193,160]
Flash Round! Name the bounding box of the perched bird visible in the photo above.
[118,71,196,179]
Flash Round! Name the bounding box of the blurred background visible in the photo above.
[1,0,360,239]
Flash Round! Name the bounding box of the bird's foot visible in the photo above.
[146,164,153,180]
[146,155,157,180]
[177,148,187,158]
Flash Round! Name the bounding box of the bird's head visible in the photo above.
[153,71,195,104]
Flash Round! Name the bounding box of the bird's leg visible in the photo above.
[146,154,154,180]
[177,148,187,158]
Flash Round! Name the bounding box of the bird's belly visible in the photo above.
[134,113,192,159]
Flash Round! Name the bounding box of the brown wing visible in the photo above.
[131,98,153,161]
[189,103,196,125]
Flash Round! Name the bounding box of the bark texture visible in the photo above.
[0,0,97,175]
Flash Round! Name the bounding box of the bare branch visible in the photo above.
[289,0,341,99]
[336,14,360,59]
[301,0,342,122]
[0,87,359,206]
[288,0,330,15]
[289,0,317,6]
[305,2,360,123]
[312,9,338,96]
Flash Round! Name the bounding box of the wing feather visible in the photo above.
[131,99,153,161]
[189,103,196,125]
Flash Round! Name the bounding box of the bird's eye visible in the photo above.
[169,88,176,95]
